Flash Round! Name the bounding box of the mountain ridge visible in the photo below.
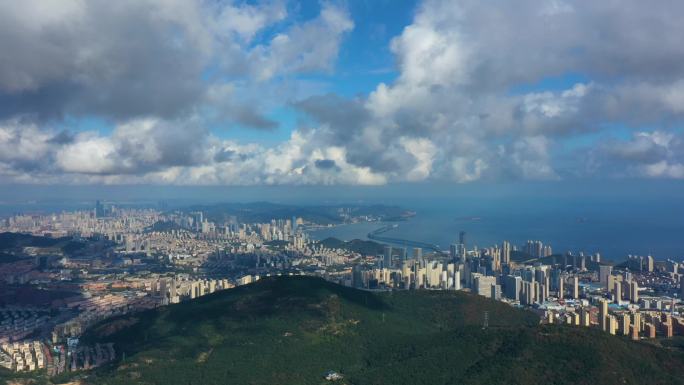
[8,276,684,385]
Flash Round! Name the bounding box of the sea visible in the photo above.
[306,188,684,262]
[1,182,682,261]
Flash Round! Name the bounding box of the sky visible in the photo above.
[1,0,684,187]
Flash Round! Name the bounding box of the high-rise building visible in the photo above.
[632,312,642,332]
[94,200,105,218]
[680,276,684,299]
[533,281,541,304]
[599,265,612,288]
[630,281,639,303]
[502,241,511,265]
[599,298,609,331]
[170,277,178,304]
[645,255,654,272]
[539,283,547,303]
[159,278,167,299]
[504,275,522,302]
[458,231,466,260]
[521,281,534,305]
[608,315,617,335]
[383,246,393,269]
[449,244,458,260]
[474,275,496,297]
[525,240,544,258]
[412,247,422,260]
[352,265,364,288]
[580,307,591,327]
[571,276,579,299]
[490,284,502,301]
[620,314,630,336]
[453,269,461,290]
[614,280,622,303]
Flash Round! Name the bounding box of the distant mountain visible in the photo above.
[180,202,411,225]
[55,276,684,385]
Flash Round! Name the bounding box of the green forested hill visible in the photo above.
[52,277,684,384]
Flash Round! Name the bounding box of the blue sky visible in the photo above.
[0,0,683,186]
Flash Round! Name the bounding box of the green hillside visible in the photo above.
[319,237,385,256]
[49,277,684,384]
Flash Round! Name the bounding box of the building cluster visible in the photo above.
[3,205,159,239]
[0,306,52,343]
[147,275,235,304]
[51,292,160,342]
[0,339,114,375]
[1,203,683,376]
[326,234,684,342]
[0,341,46,372]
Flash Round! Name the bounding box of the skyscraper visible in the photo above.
[599,265,612,288]
[599,298,609,331]
[614,280,622,303]
[449,244,458,260]
[453,270,461,290]
[383,246,393,269]
[502,241,511,265]
[630,281,639,303]
[645,255,654,272]
[94,200,105,218]
[504,275,522,302]
[572,276,579,299]
[352,265,364,288]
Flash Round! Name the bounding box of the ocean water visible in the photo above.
[1,182,682,261]
[308,193,684,262]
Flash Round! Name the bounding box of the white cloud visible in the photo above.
[2,0,684,185]
[57,135,118,174]
[248,2,353,81]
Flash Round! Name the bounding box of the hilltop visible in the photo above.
[0,232,87,263]
[318,237,385,256]
[11,276,684,385]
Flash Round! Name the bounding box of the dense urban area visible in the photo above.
[0,201,683,379]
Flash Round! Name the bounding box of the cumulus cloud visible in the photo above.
[594,131,684,179]
[0,0,351,123]
[1,0,684,185]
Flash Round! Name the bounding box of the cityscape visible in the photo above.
[0,200,683,379]
[2,0,684,383]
